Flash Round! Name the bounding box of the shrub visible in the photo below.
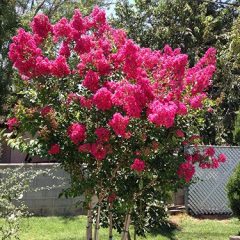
[227,163,240,219]
[0,166,65,239]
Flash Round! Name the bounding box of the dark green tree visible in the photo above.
[0,0,18,116]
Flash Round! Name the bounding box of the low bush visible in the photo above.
[227,163,240,219]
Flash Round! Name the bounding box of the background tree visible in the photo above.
[0,0,18,116]
[113,0,240,144]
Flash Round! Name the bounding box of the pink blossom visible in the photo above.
[71,9,86,33]
[95,127,110,142]
[176,129,185,138]
[91,6,107,28]
[192,153,201,163]
[53,18,72,41]
[66,93,79,105]
[8,28,42,78]
[189,94,206,109]
[41,106,53,117]
[31,14,52,39]
[218,153,227,163]
[148,101,177,128]
[78,143,92,153]
[67,123,86,145]
[177,102,188,115]
[83,70,100,92]
[35,56,52,76]
[48,144,60,155]
[212,157,219,169]
[51,56,71,77]
[207,107,214,113]
[6,117,19,131]
[75,35,93,54]
[205,147,215,157]
[108,193,117,203]
[131,158,145,172]
[112,82,146,118]
[91,143,107,160]
[93,87,112,111]
[177,162,195,182]
[59,41,71,58]
[79,96,93,109]
[108,113,131,139]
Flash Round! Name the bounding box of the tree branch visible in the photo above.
[33,0,47,17]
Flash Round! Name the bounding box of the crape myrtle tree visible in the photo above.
[5,7,227,239]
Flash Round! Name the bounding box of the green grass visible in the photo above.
[1,214,240,240]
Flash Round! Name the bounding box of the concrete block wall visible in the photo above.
[0,163,84,216]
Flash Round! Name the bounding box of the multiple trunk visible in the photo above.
[93,204,101,240]
[121,213,131,240]
[86,202,133,240]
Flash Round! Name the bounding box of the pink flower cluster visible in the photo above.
[48,144,60,155]
[108,113,131,139]
[9,8,227,175]
[131,158,145,172]
[6,117,19,131]
[78,142,109,161]
[148,101,178,128]
[41,106,53,117]
[93,87,112,111]
[95,127,110,142]
[31,13,52,39]
[177,146,227,182]
[67,123,86,145]
[9,7,217,124]
[77,127,111,161]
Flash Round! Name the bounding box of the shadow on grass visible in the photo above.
[57,238,82,240]
[59,215,80,224]
[191,214,232,221]
[148,221,179,240]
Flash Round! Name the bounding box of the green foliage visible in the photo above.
[234,112,240,145]
[113,0,240,144]
[227,163,240,219]
[0,0,18,116]
[18,0,111,26]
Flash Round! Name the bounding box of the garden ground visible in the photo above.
[2,213,239,240]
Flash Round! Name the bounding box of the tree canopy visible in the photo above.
[113,0,240,144]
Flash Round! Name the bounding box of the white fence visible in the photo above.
[186,146,240,215]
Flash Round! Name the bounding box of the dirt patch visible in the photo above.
[192,214,232,221]
[170,213,232,224]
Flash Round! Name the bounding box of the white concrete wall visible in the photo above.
[0,163,84,216]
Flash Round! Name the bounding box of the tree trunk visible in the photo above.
[121,212,131,240]
[93,204,101,240]
[109,202,113,240]
[86,205,93,240]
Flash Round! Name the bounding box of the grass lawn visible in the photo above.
[1,214,240,240]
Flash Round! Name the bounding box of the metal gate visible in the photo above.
[186,146,240,215]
